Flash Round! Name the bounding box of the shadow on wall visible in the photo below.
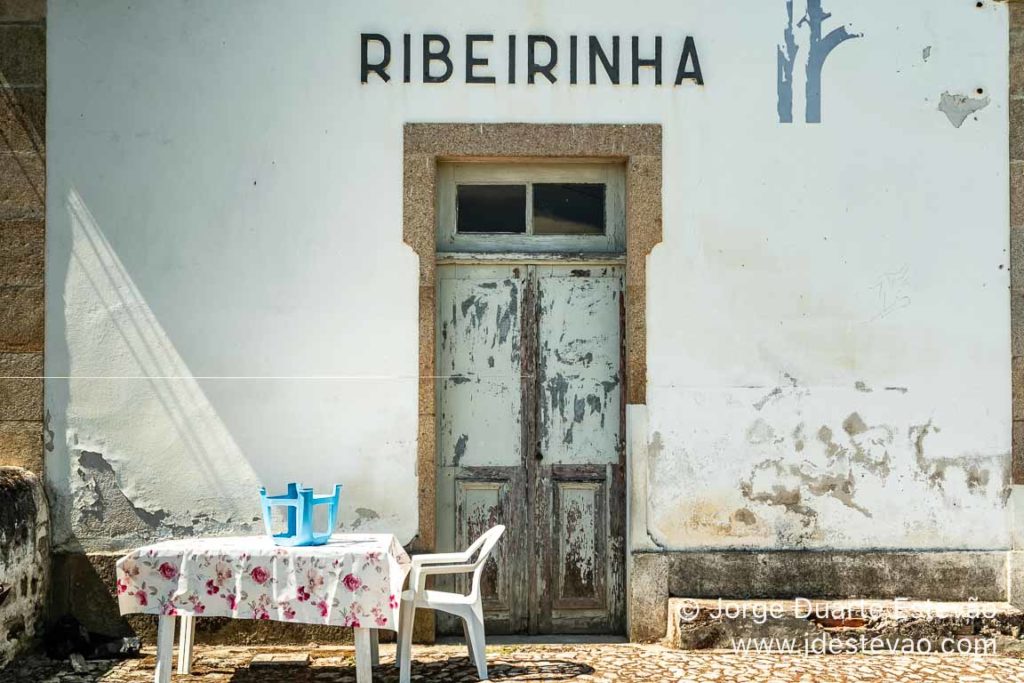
[48,179,419,558]
[49,190,264,550]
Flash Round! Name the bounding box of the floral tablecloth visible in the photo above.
[116,534,410,630]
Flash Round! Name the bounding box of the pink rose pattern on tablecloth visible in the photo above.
[115,535,409,629]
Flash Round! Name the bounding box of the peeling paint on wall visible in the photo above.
[645,382,1010,550]
[351,507,381,529]
[42,410,54,453]
[910,421,1005,495]
[938,91,990,128]
[70,447,258,545]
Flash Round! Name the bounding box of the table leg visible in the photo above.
[354,627,373,682]
[177,614,195,674]
[369,628,379,667]
[154,615,175,683]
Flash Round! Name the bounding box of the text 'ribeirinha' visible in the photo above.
[360,34,704,86]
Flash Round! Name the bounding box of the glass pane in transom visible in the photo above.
[533,183,605,235]
[456,184,527,234]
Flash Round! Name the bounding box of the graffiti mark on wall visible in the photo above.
[778,0,862,124]
[869,265,911,322]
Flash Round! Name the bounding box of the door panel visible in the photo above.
[451,468,528,634]
[437,268,523,469]
[456,478,511,611]
[537,267,622,466]
[552,469,608,610]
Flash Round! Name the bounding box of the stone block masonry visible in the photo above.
[1012,4,1024,484]
[0,0,44,478]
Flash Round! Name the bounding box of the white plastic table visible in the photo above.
[116,533,410,683]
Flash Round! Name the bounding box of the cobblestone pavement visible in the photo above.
[6,643,1024,683]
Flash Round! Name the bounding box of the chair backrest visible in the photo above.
[466,525,505,599]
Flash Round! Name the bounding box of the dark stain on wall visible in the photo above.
[909,421,1004,495]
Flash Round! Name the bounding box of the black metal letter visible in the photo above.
[569,35,578,84]
[508,35,517,84]
[466,34,495,83]
[361,33,391,83]
[423,34,453,83]
[674,36,703,85]
[403,33,411,83]
[631,36,661,85]
[589,36,619,85]
[528,35,558,84]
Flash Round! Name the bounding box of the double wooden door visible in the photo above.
[436,263,625,635]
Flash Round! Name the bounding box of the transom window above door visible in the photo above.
[456,183,605,235]
[436,162,626,254]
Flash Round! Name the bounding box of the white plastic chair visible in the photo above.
[396,525,505,682]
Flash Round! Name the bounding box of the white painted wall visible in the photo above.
[47,0,1009,552]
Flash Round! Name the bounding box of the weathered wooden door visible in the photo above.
[437,263,625,635]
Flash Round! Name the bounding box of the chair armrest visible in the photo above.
[407,561,477,594]
[413,563,476,576]
[411,551,472,566]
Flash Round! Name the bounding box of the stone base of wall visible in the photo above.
[629,549,1012,642]
[0,467,49,669]
[666,598,1024,651]
[667,550,1009,601]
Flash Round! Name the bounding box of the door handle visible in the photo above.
[535,450,544,461]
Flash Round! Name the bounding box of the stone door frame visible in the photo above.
[402,123,663,555]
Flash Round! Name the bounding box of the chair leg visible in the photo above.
[397,600,416,683]
[464,605,487,681]
[395,599,413,669]
[177,614,194,674]
[461,619,478,670]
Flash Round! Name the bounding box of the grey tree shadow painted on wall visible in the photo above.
[778,0,863,124]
